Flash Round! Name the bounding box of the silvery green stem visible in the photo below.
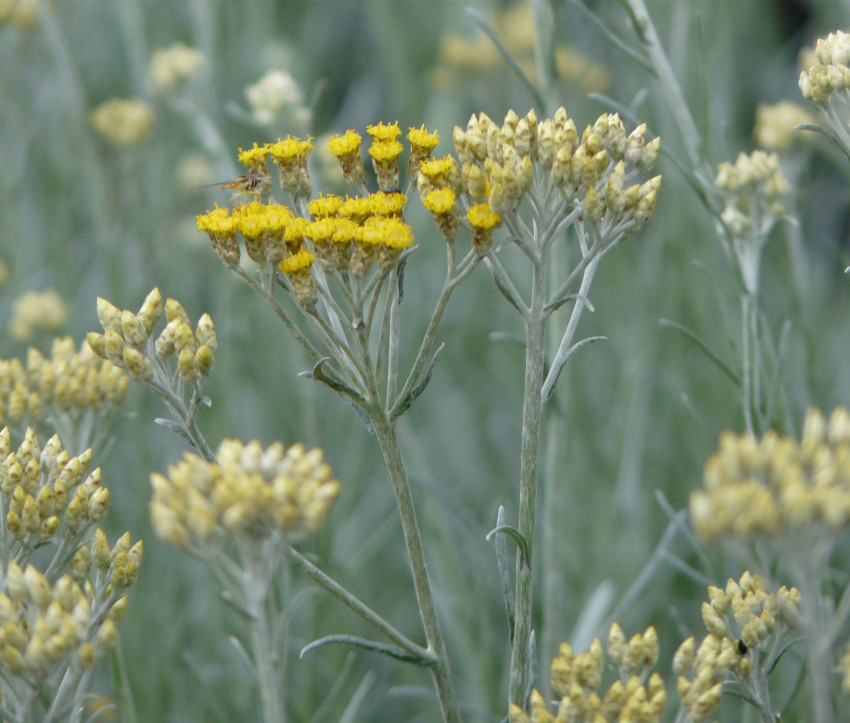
[244,557,285,723]
[371,413,461,723]
[509,255,547,709]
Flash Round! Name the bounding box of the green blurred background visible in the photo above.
[2,0,850,719]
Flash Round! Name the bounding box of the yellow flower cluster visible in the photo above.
[452,108,661,246]
[674,572,799,721]
[89,98,155,147]
[149,438,341,549]
[0,532,139,684]
[88,288,216,385]
[799,30,850,103]
[0,337,128,429]
[197,191,414,286]
[0,427,108,545]
[690,406,850,542]
[511,625,665,723]
[8,288,68,340]
[753,101,815,153]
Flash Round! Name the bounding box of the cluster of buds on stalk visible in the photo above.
[510,624,665,723]
[799,30,850,104]
[149,438,341,550]
[88,288,216,387]
[447,108,661,256]
[690,406,850,544]
[0,533,139,718]
[0,337,128,435]
[0,424,140,718]
[714,150,790,295]
[674,572,799,722]
[0,427,106,553]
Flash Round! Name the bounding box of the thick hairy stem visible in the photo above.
[509,261,547,709]
[372,415,461,723]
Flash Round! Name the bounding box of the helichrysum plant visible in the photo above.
[0,426,141,721]
[150,438,340,723]
[190,103,661,720]
[690,407,850,722]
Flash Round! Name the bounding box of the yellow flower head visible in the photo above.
[196,206,235,235]
[269,135,314,165]
[332,218,361,245]
[308,193,344,218]
[283,217,311,251]
[238,142,270,172]
[408,125,440,155]
[423,188,456,215]
[467,202,501,254]
[339,195,373,224]
[328,130,362,159]
[360,216,414,250]
[418,155,461,191]
[306,218,337,245]
[369,190,407,216]
[467,202,501,230]
[366,121,401,143]
[279,248,315,274]
[368,140,404,163]
[263,202,294,236]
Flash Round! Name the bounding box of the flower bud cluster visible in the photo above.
[674,572,799,721]
[88,288,216,385]
[0,529,140,694]
[150,438,341,549]
[690,406,850,543]
[799,30,850,103]
[148,43,205,93]
[0,336,128,431]
[753,102,815,153]
[89,98,155,147]
[8,288,68,341]
[510,625,666,723]
[715,150,790,237]
[453,108,661,246]
[244,70,309,128]
[0,427,108,549]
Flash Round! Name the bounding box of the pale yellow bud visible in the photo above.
[123,347,153,382]
[164,298,191,325]
[137,287,163,335]
[195,345,215,376]
[96,298,123,334]
[87,332,107,360]
[93,529,111,570]
[195,312,217,349]
[97,618,119,649]
[121,310,147,347]
[178,347,200,383]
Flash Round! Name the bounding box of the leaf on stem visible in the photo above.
[795,123,850,165]
[492,506,515,640]
[486,523,530,570]
[390,342,445,420]
[544,293,594,315]
[395,245,417,304]
[541,335,607,405]
[153,417,195,445]
[658,318,740,385]
[300,635,436,666]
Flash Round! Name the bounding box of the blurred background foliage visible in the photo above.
[2,0,850,720]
